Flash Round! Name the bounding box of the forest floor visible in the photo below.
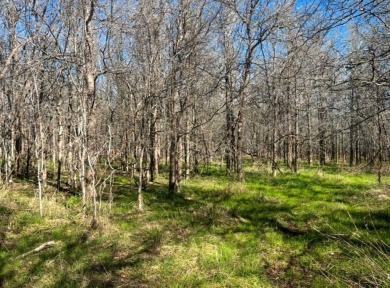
[1,164,389,287]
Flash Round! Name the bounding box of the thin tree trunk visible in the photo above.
[272,104,278,177]
[56,105,63,190]
[376,87,382,184]
[138,145,144,212]
[237,110,243,181]
[307,100,312,166]
[318,106,326,166]
[184,119,190,180]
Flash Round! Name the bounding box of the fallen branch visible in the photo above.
[272,162,285,176]
[19,241,56,258]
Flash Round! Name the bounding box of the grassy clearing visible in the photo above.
[1,165,389,287]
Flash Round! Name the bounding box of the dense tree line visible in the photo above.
[0,0,389,216]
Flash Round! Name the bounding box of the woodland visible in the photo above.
[0,0,389,287]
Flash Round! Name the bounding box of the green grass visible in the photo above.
[0,164,389,287]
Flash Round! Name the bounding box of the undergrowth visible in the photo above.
[0,164,389,287]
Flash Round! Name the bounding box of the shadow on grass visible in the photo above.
[3,165,388,288]
[108,168,386,241]
[2,222,163,288]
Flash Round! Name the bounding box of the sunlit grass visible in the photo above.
[0,163,389,287]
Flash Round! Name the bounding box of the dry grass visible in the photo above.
[1,166,389,287]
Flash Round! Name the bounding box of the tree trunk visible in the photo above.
[138,145,144,212]
[272,104,278,177]
[318,107,326,166]
[236,110,243,181]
